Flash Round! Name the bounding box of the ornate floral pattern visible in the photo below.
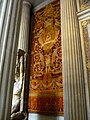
[82,19,90,101]
[79,0,90,10]
[28,0,63,115]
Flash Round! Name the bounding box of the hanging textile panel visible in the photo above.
[81,19,90,102]
[28,0,63,115]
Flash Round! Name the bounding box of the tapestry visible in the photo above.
[81,20,90,102]
[79,0,90,10]
[28,0,63,115]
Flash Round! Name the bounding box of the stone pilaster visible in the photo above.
[18,0,31,53]
[61,0,88,120]
[0,0,22,120]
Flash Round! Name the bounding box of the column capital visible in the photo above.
[23,0,31,6]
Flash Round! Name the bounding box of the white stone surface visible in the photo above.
[28,113,64,120]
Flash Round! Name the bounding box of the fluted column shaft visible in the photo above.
[0,0,8,56]
[17,0,31,113]
[0,0,22,120]
[18,0,31,53]
[61,0,88,120]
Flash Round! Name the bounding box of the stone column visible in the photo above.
[0,0,8,50]
[17,0,31,113]
[18,0,31,53]
[61,0,88,120]
[0,0,22,120]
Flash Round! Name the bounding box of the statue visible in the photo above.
[11,50,27,120]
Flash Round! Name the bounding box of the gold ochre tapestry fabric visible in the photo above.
[28,0,63,115]
[81,20,90,101]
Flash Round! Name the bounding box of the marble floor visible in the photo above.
[28,113,64,120]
